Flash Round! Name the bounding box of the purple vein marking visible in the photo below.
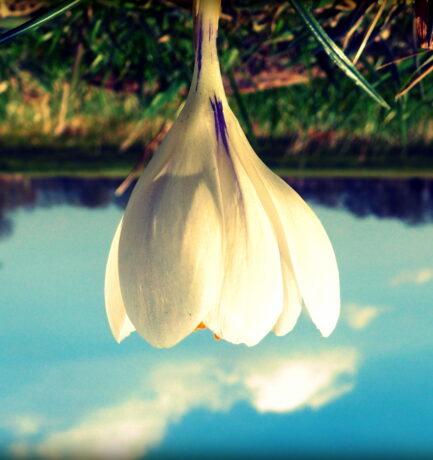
[210,94,230,156]
[195,14,203,91]
[209,94,246,218]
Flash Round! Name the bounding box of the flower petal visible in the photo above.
[118,108,225,348]
[266,175,339,337]
[203,107,284,347]
[104,219,135,343]
[272,260,302,336]
[227,112,340,337]
[249,167,339,337]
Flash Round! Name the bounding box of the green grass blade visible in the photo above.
[0,0,83,45]
[289,0,390,110]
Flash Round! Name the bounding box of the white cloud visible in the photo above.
[243,350,357,413]
[343,303,386,330]
[389,268,433,287]
[34,398,174,460]
[32,361,236,460]
[9,349,358,459]
[1,415,43,437]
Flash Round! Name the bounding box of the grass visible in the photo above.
[1,74,433,176]
[1,2,433,176]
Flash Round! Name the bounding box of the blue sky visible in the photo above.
[1,197,432,458]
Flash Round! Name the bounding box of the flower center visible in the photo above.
[194,321,221,340]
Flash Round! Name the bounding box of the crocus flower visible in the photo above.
[105,0,340,348]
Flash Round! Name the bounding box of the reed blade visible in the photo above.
[0,0,83,45]
[289,0,390,110]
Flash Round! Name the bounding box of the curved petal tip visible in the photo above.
[105,219,136,343]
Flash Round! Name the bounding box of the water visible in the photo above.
[1,176,432,459]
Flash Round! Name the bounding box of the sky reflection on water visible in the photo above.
[0,177,432,459]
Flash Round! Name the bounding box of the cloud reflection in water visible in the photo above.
[1,177,433,458]
[9,349,357,459]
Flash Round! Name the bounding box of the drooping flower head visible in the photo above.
[105,0,340,348]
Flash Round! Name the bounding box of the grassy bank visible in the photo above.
[1,2,432,177]
[2,142,433,178]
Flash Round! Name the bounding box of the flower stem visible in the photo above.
[190,0,224,97]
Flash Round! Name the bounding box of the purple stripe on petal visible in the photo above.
[195,15,203,91]
[209,95,230,156]
[209,95,246,217]
[209,97,220,144]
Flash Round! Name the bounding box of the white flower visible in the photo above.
[105,0,340,348]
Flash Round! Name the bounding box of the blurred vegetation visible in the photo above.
[0,0,433,174]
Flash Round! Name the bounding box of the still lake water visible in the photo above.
[1,176,432,459]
